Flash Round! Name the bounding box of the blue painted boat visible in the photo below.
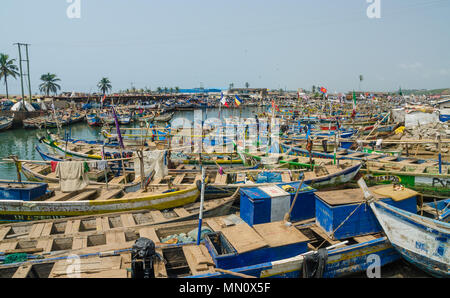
[439,114,450,123]
[281,141,450,166]
[186,235,398,278]
[370,200,450,277]
[0,116,13,131]
[86,113,101,126]
[0,180,48,201]
[423,199,450,222]
[178,185,420,278]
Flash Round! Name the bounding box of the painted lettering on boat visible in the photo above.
[415,241,428,253]
[364,174,401,184]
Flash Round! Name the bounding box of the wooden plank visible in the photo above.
[96,218,103,232]
[12,264,32,278]
[105,231,126,244]
[41,222,53,237]
[150,211,166,223]
[51,256,122,277]
[95,188,123,201]
[96,217,110,233]
[221,223,268,254]
[310,225,340,244]
[353,235,378,243]
[66,190,98,201]
[120,214,136,228]
[29,223,45,238]
[205,218,224,232]
[36,239,53,253]
[172,174,186,185]
[138,227,160,243]
[214,173,227,185]
[0,241,17,251]
[72,220,81,234]
[253,221,309,247]
[173,208,191,218]
[0,227,11,241]
[72,236,88,250]
[64,220,74,235]
[46,191,76,202]
[182,245,215,275]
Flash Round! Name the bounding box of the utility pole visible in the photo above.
[14,43,32,108]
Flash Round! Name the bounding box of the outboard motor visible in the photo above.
[131,238,164,278]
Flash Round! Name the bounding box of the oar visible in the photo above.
[283,174,306,223]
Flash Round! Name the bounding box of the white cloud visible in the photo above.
[439,69,450,76]
[398,62,423,70]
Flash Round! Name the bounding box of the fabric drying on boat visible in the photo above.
[133,150,168,181]
[50,161,58,172]
[302,248,328,278]
[55,161,90,192]
[97,160,108,171]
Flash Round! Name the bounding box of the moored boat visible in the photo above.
[370,199,449,277]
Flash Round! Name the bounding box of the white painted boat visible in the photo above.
[370,200,449,277]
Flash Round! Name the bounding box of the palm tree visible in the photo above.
[39,73,61,96]
[156,87,162,94]
[0,54,19,99]
[229,83,234,90]
[245,82,250,89]
[97,77,112,95]
[163,87,168,94]
[175,86,180,93]
[169,87,174,94]
[359,75,363,91]
[312,85,316,94]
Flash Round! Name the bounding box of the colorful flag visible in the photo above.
[271,99,280,112]
[351,91,357,118]
[221,93,229,107]
[320,87,327,94]
[101,94,106,103]
[235,95,242,106]
[111,107,125,149]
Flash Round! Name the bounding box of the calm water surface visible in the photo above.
[0,107,261,180]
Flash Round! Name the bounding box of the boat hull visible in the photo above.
[0,186,200,223]
[370,200,450,277]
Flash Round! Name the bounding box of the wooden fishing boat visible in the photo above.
[0,178,201,222]
[370,200,449,277]
[281,140,450,196]
[0,116,14,131]
[23,116,46,129]
[362,147,403,157]
[420,198,450,222]
[118,113,133,125]
[38,136,136,160]
[154,112,174,122]
[0,180,49,201]
[86,113,101,127]
[69,112,85,124]
[0,205,398,278]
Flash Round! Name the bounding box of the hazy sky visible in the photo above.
[1,0,450,94]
